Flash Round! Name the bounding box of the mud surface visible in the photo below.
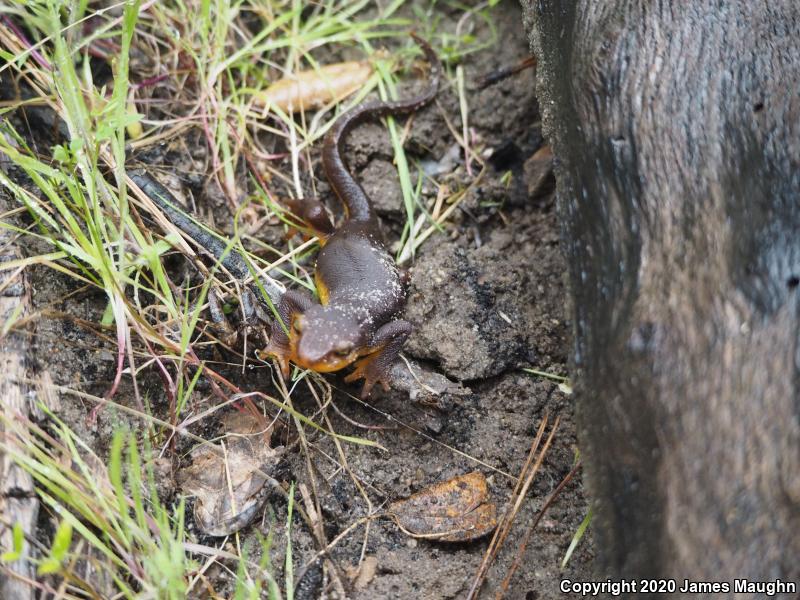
[11,2,593,597]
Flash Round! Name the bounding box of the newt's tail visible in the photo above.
[322,34,441,223]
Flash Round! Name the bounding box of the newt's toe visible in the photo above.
[345,355,391,398]
[257,343,291,378]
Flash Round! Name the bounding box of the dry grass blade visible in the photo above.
[466,412,561,600]
[496,459,582,599]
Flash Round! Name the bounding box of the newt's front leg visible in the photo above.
[257,289,315,377]
[345,320,412,398]
[284,197,335,238]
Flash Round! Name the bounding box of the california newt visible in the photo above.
[260,34,440,397]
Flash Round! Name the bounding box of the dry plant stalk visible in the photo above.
[0,208,37,600]
[496,459,582,599]
[466,412,561,600]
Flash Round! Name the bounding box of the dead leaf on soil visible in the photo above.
[386,472,497,542]
[177,412,281,536]
[253,61,372,113]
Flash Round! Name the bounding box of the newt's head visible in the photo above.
[288,305,366,372]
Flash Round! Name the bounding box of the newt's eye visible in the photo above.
[333,343,353,357]
[292,316,307,332]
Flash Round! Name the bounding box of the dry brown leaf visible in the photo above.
[253,61,372,113]
[178,412,280,536]
[386,472,497,542]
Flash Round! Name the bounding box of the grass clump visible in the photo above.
[0,0,499,595]
[1,411,193,598]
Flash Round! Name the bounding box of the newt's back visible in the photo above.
[315,224,405,324]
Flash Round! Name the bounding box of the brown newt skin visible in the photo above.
[260,34,440,397]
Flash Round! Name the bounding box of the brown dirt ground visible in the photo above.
[5,1,594,597]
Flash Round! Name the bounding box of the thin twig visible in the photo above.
[496,460,582,599]
[466,414,561,599]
